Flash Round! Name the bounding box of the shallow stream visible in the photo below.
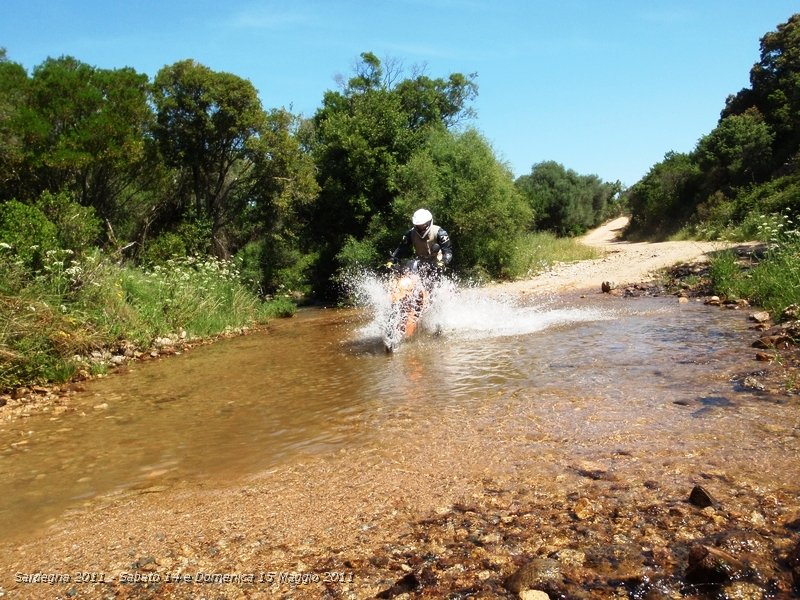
[2,280,798,552]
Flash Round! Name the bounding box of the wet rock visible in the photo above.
[685,544,746,586]
[755,352,775,362]
[787,538,800,590]
[741,376,765,391]
[505,558,563,595]
[717,530,768,555]
[721,581,765,599]
[601,281,614,293]
[752,335,793,350]
[550,548,586,567]
[706,296,722,306]
[689,485,718,509]
[572,466,614,480]
[520,591,550,600]
[749,311,771,323]
[572,498,595,521]
[785,516,800,531]
[376,572,420,598]
[109,355,126,366]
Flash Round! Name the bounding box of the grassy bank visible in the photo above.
[706,211,800,318]
[501,230,600,280]
[0,247,295,391]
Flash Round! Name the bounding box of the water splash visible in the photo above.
[423,284,609,340]
[343,269,610,345]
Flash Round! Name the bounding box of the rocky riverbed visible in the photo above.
[2,219,799,599]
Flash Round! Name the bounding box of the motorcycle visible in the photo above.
[382,259,435,353]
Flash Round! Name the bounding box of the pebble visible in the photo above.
[688,485,718,508]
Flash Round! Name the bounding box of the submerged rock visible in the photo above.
[721,581,766,599]
[685,544,747,586]
[505,558,563,595]
[572,497,596,521]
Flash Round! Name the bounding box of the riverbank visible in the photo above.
[1,220,798,599]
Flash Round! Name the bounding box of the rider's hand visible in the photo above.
[436,259,445,270]
[385,260,394,270]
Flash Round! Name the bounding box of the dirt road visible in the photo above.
[492,215,734,296]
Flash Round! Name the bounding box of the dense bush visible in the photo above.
[0,200,59,272]
[35,191,102,252]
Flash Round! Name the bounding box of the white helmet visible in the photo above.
[412,208,433,237]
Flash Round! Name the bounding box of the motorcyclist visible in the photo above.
[386,208,453,273]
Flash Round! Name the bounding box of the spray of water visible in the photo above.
[342,268,610,347]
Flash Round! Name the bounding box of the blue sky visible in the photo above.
[2,1,798,186]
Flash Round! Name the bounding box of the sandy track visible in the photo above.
[491,216,735,296]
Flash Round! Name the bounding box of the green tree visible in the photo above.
[21,56,152,227]
[0,49,30,202]
[238,109,319,293]
[625,152,701,236]
[694,108,775,191]
[395,128,530,278]
[515,161,619,236]
[723,13,800,169]
[152,60,268,257]
[307,52,478,293]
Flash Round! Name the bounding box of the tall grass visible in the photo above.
[503,231,600,280]
[708,211,800,317]
[0,246,294,390]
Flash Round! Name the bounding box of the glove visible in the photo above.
[436,259,445,269]
[385,260,394,270]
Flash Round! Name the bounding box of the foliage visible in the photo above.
[625,152,701,237]
[151,59,269,257]
[515,161,621,236]
[708,211,800,316]
[0,200,58,272]
[694,109,775,192]
[19,57,151,222]
[0,245,293,390]
[397,128,531,279]
[628,13,800,238]
[242,109,319,294]
[723,14,800,165]
[307,52,479,295]
[35,190,102,251]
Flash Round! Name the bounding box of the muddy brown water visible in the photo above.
[1,288,799,553]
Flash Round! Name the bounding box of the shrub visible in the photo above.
[141,231,187,266]
[0,200,58,271]
[35,190,102,252]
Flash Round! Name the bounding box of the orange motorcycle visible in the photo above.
[382,259,433,352]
